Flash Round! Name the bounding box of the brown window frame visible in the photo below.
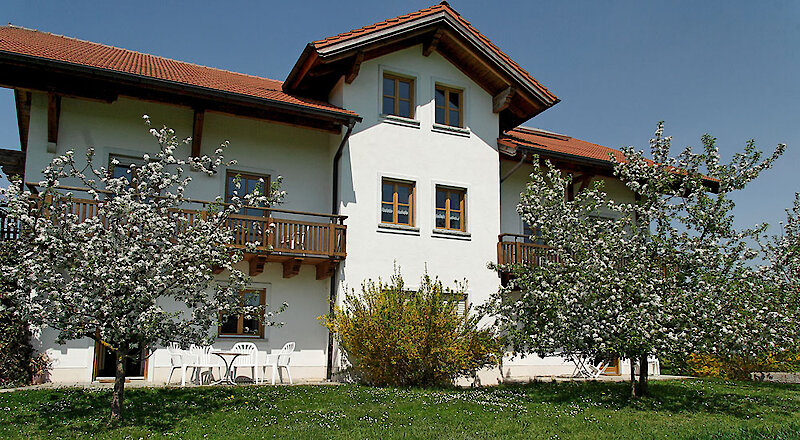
[382,73,415,119]
[218,289,266,338]
[381,178,415,227]
[225,170,271,217]
[435,186,466,232]
[435,85,463,128]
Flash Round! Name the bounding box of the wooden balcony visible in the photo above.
[0,193,347,279]
[497,233,556,267]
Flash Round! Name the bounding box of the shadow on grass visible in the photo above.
[0,385,293,436]
[500,378,800,419]
[2,379,798,436]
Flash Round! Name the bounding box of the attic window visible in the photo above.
[383,73,414,119]
[435,85,462,127]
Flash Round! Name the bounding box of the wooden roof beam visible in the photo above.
[47,92,60,153]
[14,89,31,152]
[191,108,204,157]
[423,29,444,56]
[344,51,364,84]
[493,86,515,113]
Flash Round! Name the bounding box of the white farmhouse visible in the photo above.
[0,2,649,383]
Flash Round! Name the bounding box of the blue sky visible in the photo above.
[1,0,797,234]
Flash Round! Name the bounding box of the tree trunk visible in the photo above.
[110,353,126,421]
[638,354,649,396]
[630,358,639,398]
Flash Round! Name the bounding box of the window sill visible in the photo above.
[432,229,472,240]
[377,223,420,236]
[380,114,421,129]
[432,123,470,137]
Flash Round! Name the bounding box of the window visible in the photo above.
[381,179,415,226]
[219,289,266,337]
[225,171,270,217]
[434,85,463,127]
[443,293,468,318]
[435,186,466,231]
[108,155,142,184]
[383,73,414,118]
[522,222,545,245]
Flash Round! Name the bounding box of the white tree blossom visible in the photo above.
[0,117,286,420]
[488,122,790,397]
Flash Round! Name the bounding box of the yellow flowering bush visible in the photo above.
[687,352,800,380]
[323,271,501,387]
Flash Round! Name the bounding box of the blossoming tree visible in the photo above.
[0,117,285,420]
[489,122,789,396]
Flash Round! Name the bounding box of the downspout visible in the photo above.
[327,118,356,380]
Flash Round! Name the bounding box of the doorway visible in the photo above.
[603,358,620,375]
[93,342,147,381]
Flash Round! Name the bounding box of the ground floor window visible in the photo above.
[219,289,266,337]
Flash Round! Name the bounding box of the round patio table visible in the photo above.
[210,350,248,385]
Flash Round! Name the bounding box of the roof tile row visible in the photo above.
[0,25,357,117]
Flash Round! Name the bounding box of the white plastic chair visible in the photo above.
[187,345,221,385]
[231,342,260,384]
[569,354,610,379]
[265,342,295,385]
[166,343,195,386]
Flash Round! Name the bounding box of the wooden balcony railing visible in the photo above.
[497,233,557,267]
[0,207,18,241]
[2,187,347,279]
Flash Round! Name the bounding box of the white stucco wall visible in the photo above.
[23,94,339,383]
[18,44,644,384]
[335,44,501,315]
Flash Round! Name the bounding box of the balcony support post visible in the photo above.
[248,255,268,276]
[282,258,303,278]
[316,260,337,280]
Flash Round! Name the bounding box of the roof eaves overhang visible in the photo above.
[0,50,362,130]
[285,12,557,112]
[499,138,616,170]
[499,138,721,192]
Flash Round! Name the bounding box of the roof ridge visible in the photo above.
[1,24,285,87]
[312,3,447,46]
[309,3,556,101]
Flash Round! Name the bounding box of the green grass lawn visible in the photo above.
[1,379,798,439]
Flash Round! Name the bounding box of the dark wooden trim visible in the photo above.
[191,109,204,157]
[14,89,31,152]
[248,255,267,276]
[344,51,364,84]
[0,149,25,178]
[576,173,594,193]
[315,260,336,280]
[492,86,515,113]
[47,92,60,145]
[423,29,444,56]
[282,258,303,278]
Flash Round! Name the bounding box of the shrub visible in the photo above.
[687,352,800,380]
[0,241,33,388]
[323,270,501,387]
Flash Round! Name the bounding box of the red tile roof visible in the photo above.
[500,127,626,165]
[0,25,358,118]
[313,2,557,102]
[500,127,720,185]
